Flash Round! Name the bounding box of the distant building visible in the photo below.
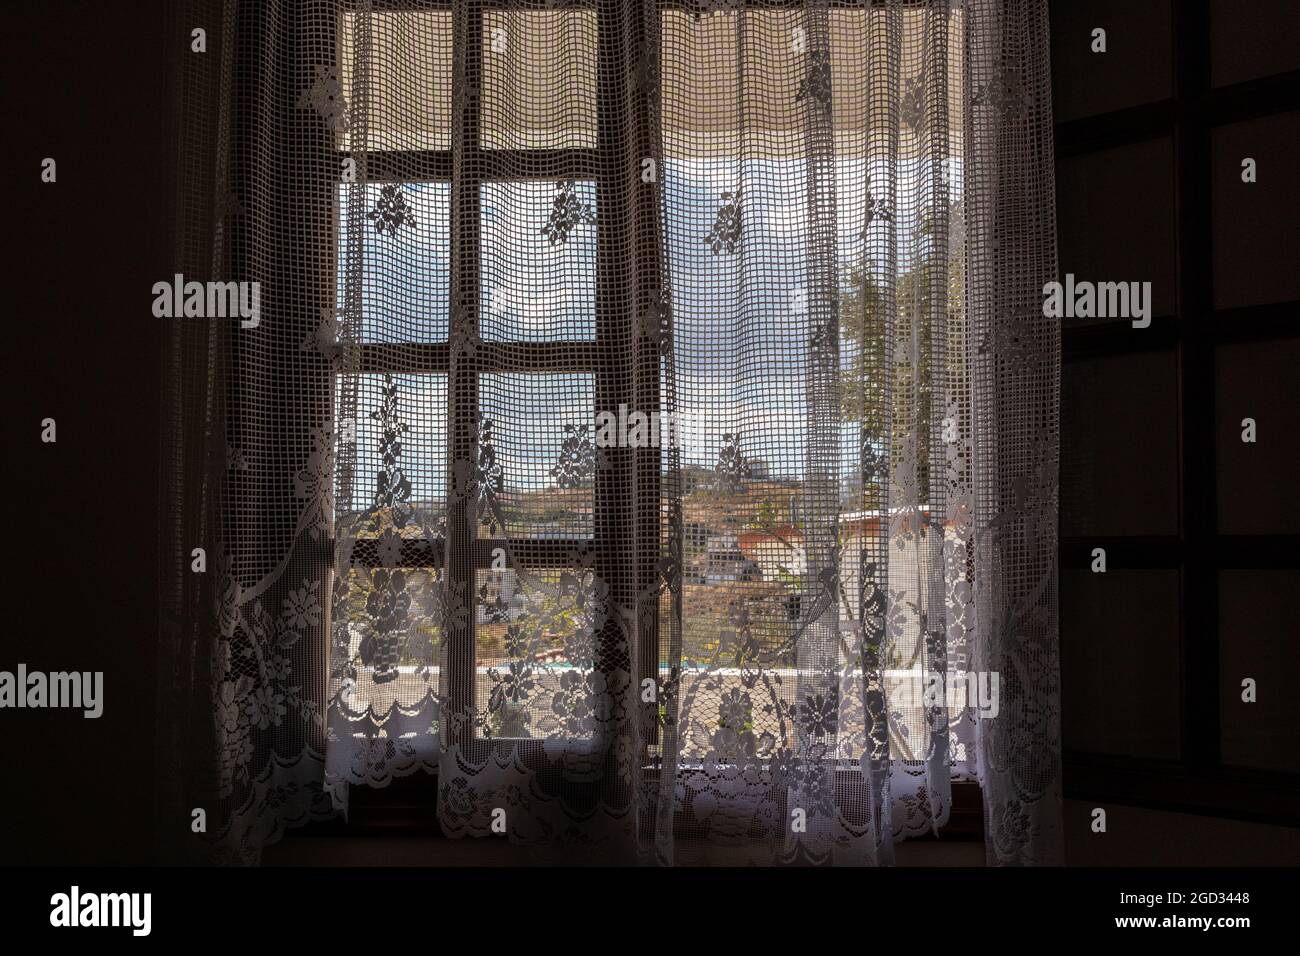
[703,534,762,583]
[735,507,957,609]
[477,568,526,623]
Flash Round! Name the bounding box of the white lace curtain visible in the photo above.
[160,0,1062,866]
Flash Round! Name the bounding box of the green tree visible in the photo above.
[838,198,966,506]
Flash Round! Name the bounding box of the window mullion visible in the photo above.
[446,0,483,749]
[593,0,636,728]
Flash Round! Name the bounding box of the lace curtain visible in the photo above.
[159,0,1061,866]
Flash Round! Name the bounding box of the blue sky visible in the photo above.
[335,155,961,513]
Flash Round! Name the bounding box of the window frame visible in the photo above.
[316,0,984,836]
[1056,0,1300,824]
[332,0,647,759]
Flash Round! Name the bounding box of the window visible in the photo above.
[1055,0,1300,821]
[658,3,973,769]
[327,2,981,827]
[332,2,623,753]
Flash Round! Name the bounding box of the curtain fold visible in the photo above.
[160,0,1061,866]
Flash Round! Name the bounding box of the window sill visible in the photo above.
[292,771,984,840]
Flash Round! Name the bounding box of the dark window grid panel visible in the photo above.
[1060,349,1182,538]
[1218,568,1300,775]
[1054,69,1300,159]
[1061,568,1184,761]
[1055,60,1299,356]
[1049,0,1174,124]
[1211,111,1300,311]
[1054,55,1300,358]
[1063,302,1299,361]
[1056,136,1179,321]
[1063,752,1300,827]
[1059,535,1300,571]
[1210,0,1300,88]
[1174,0,1218,776]
[1053,2,1300,817]
[1215,336,1300,536]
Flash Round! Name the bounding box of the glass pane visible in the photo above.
[340,9,453,151]
[659,6,969,768]
[1049,0,1172,121]
[1216,338,1300,534]
[1210,0,1300,87]
[481,8,597,150]
[477,372,595,539]
[1219,570,1300,773]
[337,182,450,343]
[334,372,448,529]
[1056,138,1177,323]
[1061,350,1179,536]
[1060,569,1181,759]
[475,564,603,740]
[1212,113,1300,310]
[337,567,445,711]
[662,6,963,159]
[480,181,596,342]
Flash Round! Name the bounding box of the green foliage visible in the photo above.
[488,700,528,738]
[838,199,966,505]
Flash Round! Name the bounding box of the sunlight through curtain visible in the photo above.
[160,0,1061,866]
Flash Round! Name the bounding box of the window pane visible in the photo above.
[1060,569,1181,759]
[474,564,602,741]
[1049,0,1171,121]
[1057,138,1177,323]
[1061,350,1179,536]
[658,8,969,768]
[480,181,596,342]
[1219,570,1300,773]
[337,182,450,343]
[1210,0,1300,87]
[481,8,597,150]
[1216,338,1300,534]
[478,372,595,539]
[1212,112,1300,309]
[662,7,963,159]
[337,567,445,711]
[334,372,448,528]
[340,9,453,151]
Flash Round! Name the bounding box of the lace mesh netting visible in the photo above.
[160,0,1061,865]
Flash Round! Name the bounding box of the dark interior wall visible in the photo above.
[0,0,171,863]
[1051,0,1300,824]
